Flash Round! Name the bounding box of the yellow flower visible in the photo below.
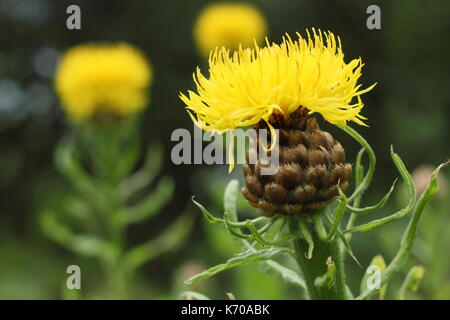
[194,3,267,57]
[180,29,376,133]
[55,43,152,121]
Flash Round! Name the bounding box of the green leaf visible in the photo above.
[40,209,112,258]
[323,213,361,267]
[222,179,252,239]
[193,192,270,229]
[398,266,425,300]
[314,257,336,289]
[118,143,163,201]
[119,176,174,225]
[54,139,100,199]
[40,209,73,246]
[355,148,365,189]
[112,139,141,181]
[242,241,305,289]
[345,148,365,231]
[192,197,223,224]
[223,217,253,239]
[347,179,397,214]
[69,234,113,258]
[223,179,239,222]
[400,161,448,248]
[298,219,314,259]
[255,216,278,234]
[326,190,348,240]
[344,147,417,233]
[357,161,448,300]
[184,247,292,285]
[338,125,376,203]
[226,216,271,229]
[123,213,194,271]
[64,196,92,221]
[313,214,328,240]
[246,219,295,246]
[265,260,306,289]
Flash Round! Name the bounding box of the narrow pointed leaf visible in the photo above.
[184,247,292,285]
[192,197,223,224]
[327,190,348,240]
[357,161,448,300]
[345,147,416,233]
[120,176,174,224]
[347,179,397,214]
[242,240,305,289]
[338,125,376,202]
[299,219,314,259]
[223,179,239,222]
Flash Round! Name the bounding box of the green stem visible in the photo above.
[106,186,130,299]
[95,137,130,299]
[289,217,347,300]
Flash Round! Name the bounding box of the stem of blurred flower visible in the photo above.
[90,124,131,299]
[105,187,129,299]
[48,119,178,298]
[289,217,347,300]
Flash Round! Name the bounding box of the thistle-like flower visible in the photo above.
[193,3,267,57]
[180,29,375,215]
[182,29,448,301]
[54,43,152,122]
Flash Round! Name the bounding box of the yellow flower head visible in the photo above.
[194,3,267,57]
[55,43,152,121]
[180,29,376,133]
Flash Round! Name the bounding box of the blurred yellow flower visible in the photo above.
[55,43,152,121]
[194,3,267,57]
[180,29,376,133]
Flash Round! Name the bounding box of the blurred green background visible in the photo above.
[0,0,449,299]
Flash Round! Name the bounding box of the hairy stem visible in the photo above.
[289,217,347,300]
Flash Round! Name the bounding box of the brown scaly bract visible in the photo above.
[242,108,352,215]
